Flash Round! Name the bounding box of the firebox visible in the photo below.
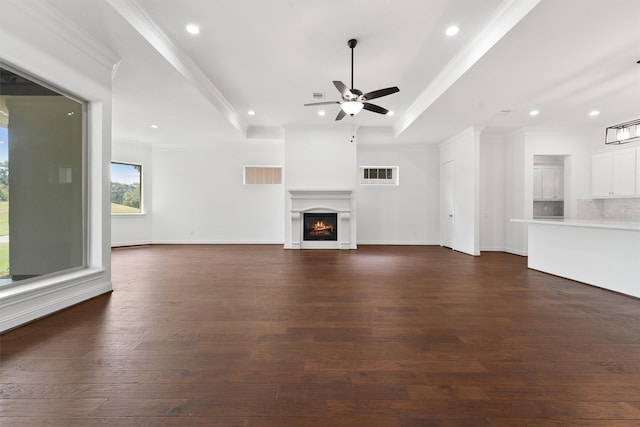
[303,213,338,241]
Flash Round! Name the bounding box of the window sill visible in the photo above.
[111,213,147,218]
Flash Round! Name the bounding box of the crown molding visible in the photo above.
[106,0,247,136]
[438,125,485,149]
[9,0,121,73]
[394,0,542,137]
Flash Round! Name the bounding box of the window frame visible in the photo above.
[110,161,143,215]
[0,62,89,285]
[359,166,399,186]
[243,165,283,185]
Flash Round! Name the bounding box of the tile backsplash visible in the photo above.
[533,201,564,217]
[578,198,640,222]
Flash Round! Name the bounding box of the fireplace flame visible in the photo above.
[313,220,334,233]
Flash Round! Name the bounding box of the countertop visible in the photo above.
[511,218,640,231]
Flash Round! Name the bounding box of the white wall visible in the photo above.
[523,128,596,220]
[134,124,443,248]
[0,0,114,331]
[479,133,506,251]
[283,125,357,247]
[111,139,153,246]
[439,127,481,256]
[504,130,527,255]
[284,125,358,189]
[152,139,284,244]
[503,127,598,256]
[357,143,440,244]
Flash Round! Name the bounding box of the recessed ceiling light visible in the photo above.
[67,111,75,116]
[248,110,255,116]
[186,24,200,35]
[150,124,159,129]
[529,110,540,116]
[589,110,600,117]
[318,110,326,117]
[445,25,460,36]
[386,111,395,116]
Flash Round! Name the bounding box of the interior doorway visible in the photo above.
[533,155,566,219]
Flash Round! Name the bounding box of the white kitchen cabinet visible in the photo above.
[533,167,542,200]
[613,150,637,195]
[591,148,637,198]
[591,153,612,197]
[533,166,563,200]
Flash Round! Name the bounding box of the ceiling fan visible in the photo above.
[304,39,399,121]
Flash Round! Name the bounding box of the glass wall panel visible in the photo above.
[0,65,85,285]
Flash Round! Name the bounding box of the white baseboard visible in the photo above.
[356,241,441,245]
[150,240,284,245]
[480,246,506,252]
[0,269,112,333]
[504,247,528,256]
[111,240,152,247]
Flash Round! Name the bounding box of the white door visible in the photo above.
[441,160,454,249]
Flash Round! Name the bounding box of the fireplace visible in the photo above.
[303,213,338,241]
[287,190,354,250]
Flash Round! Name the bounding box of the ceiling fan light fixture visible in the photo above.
[341,101,364,116]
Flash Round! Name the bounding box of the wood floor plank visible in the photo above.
[1,245,640,425]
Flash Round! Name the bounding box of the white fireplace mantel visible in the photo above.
[288,189,355,250]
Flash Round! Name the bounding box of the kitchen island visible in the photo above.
[512,219,640,298]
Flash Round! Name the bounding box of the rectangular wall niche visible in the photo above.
[303,213,338,241]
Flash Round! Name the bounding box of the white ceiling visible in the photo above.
[44,0,640,145]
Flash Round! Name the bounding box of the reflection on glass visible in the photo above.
[0,66,85,285]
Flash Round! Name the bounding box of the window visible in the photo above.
[0,64,86,284]
[111,162,142,214]
[360,166,399,185]
[244,166,282,185]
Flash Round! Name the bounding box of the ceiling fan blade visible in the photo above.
[362,86,399,101]
[333,81,352,98]
[335,109,347,121]
[362,102,389,115]
[303,101,340,106]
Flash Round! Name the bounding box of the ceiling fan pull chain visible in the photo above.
[350,116,355,143]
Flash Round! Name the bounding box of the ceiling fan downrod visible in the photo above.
[348,39,357,91]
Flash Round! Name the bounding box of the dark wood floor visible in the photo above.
[1,245,640,426]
